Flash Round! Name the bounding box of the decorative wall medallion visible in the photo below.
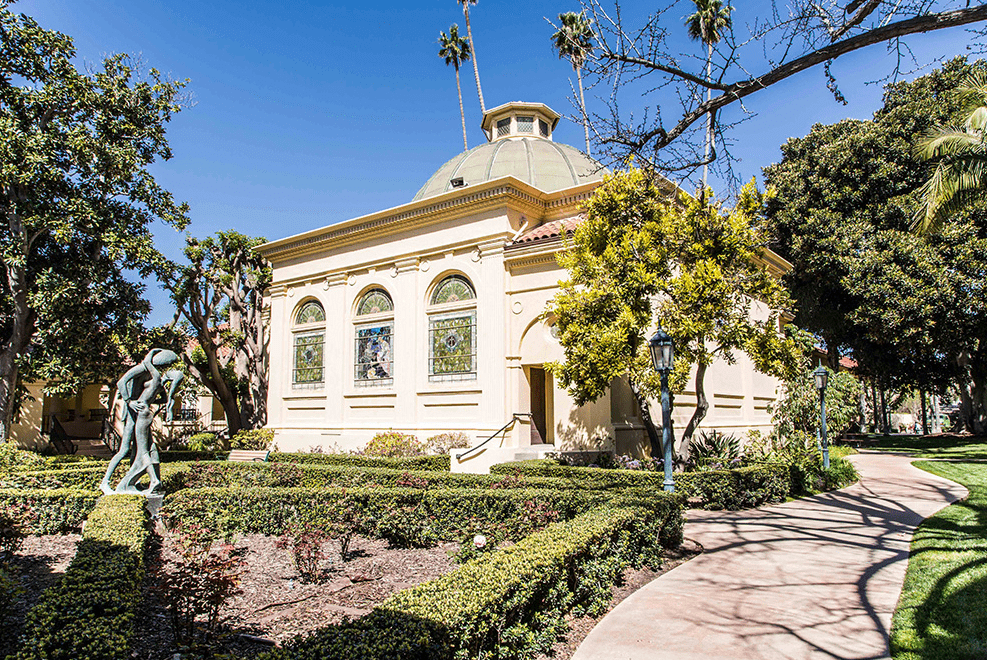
[347,274,357,286]
[471,247,482,263]
[512,301,523,315]
[287,287,295,298]
[391,265,398,278]
[419,258,430,272]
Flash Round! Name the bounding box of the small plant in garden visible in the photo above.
[425,432,471,454]
[489,474,525,489]
[688,430,744,471]
[362,431,425,457]
[268,461,304,487]
[0,503,34,558]
[395,471,430,489]
[230,428,274,450]
[276,523,331,583]
[153,524,244,650]
[182,432,228,452]
[0,564,22,625]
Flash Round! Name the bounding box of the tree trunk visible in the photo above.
[870,380,879,432]
[701,42,713,192]
[0,210,35,442]
[628,378,663,459]
[456,66,468,151]
[682,360,710,446]
[879,387,888,434]
[920,390,928,435]
[462,4,485,114]
[577,65,590,155]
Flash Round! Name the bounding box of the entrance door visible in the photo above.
[529,367,547,444]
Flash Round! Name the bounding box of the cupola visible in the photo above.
[480,101,561,142]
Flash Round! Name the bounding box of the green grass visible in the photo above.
[890,461,987,659]
[868,434,987,461]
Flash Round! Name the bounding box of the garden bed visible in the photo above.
[132,533,459,659]
[0,534,82,658]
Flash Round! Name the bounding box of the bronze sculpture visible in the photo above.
[100,348,183,495]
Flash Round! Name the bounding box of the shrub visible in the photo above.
[425,432,471,455]
[0,443,46,473]
[0,564,22,626]
[270,452,450,471]
[13,495,150,660]
[772,367,863,439]
[0,502,36,558]
[276,523,331,582]
[153,523,245,650]
[688,430,744,470]
[183,432,228,452]
[362,431,425,457]
[230,428,274,451]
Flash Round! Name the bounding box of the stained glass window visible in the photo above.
[431,276,475,305]
[429,313,475,377]
[356,289,393,316]
[296,301,325,325]
[517,116,534,133]
[355,323,393,385]
[293,332,324,384]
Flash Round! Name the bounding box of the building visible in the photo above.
[257,102,789,472]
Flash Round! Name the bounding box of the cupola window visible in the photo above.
[496,118,511,138]
[517,116,534,134]
[539,119,550,137]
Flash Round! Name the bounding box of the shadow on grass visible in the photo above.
[867,434,987,461]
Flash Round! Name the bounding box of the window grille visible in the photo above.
[497,118,511,137]
[539,119,549,137]
[517,116,534,134]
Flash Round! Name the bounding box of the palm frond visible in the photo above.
[915,126,983,159]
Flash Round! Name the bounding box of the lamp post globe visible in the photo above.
[650,330,675,492]
[814,366,830,469]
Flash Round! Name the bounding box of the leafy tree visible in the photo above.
[549,169,800,457]
[684,0,732,190]
[165,231,271,436]
[551,11,595,155]
[456,0,485,114]
[764,58,987,433]
[772,367,863,440]
[914,70,987,232]
[438,25,472,152]
[0,4,189,440]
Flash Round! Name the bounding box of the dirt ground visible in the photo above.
[1,534,82,658]
[131,532,459,659]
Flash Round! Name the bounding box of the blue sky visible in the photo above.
[14,0,981,325]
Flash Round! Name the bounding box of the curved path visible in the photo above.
[573,452,967,660]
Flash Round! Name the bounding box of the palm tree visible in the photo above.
[439,25,472,151]
[458,0,485,114]
[552,11,595,155]
[914,71,987,233]
[685,0,732,193]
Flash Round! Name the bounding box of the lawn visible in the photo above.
[890,461,987,660]
[867,433,987,461]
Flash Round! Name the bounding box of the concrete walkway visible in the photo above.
[572,452,968,660]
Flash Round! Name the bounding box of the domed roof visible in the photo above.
[412,138,607,201]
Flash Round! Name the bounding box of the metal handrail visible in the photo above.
[456,412,534,461]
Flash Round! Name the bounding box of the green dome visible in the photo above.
[412,138,607,202]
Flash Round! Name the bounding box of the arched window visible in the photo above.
[428,275,476,381]
[293,300,325,387]
[354,288,394,386]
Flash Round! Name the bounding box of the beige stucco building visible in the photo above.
[258,102,789,473]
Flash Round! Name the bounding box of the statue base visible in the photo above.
[144,493,165,520]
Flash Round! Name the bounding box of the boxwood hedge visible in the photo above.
[12,495,150,660]
[0,489,100,533]
[490,459,792,510]
[269,452,451,471]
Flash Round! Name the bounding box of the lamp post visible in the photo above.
[814,365,830,470]
[649,330,675,492]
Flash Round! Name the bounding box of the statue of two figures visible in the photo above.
[100,348,183,496]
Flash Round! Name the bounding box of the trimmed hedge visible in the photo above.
[270,452,451,472]
[261,502,680,660]
[13,495,150,660]
[0,489,100,533]
[491,459,791,510]
[2,463,186,493]
[161,460,619,494]
[160,485,667,544]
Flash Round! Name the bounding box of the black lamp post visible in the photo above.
[649,329,675,492]
[814,365,830,470]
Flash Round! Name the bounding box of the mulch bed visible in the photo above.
[0,533,82,658]
[535,537,703,660]
[132,533,459,659]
